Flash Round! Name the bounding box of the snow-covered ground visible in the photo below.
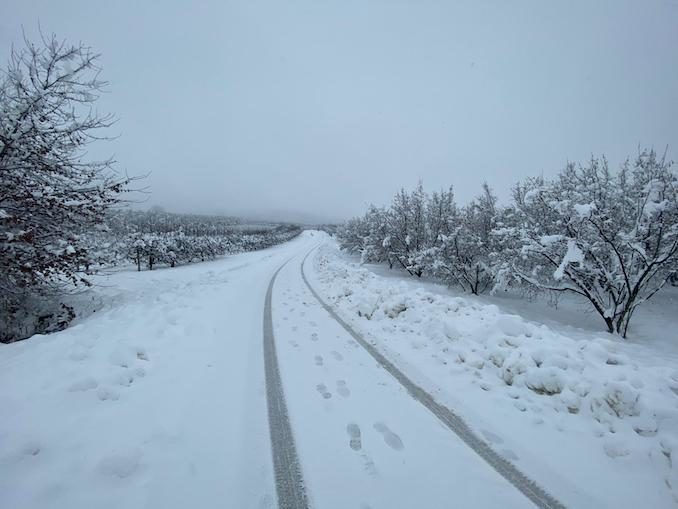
[0,241,302,509]
[272,246,534,509]
[2,231,677,508]
[310,239,678,508]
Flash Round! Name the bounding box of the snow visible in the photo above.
[0,240,309,509]
[553,239,584,280]
[644,199,670,216]
[573,203,596,216]
[271,241,532,509]
[3,231,677,508]
[309,239,678,508]
[539,234,563,246]
[523,189,540,203]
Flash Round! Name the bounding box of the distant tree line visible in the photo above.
[337,150,678,338]
[84,210,302,272]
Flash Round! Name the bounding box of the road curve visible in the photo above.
[300,247,566,509]
[264,259,311,509]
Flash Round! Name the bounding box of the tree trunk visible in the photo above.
[604,316,614,334]
[615,306,635,339]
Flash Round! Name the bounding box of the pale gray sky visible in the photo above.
[2,1,677,222]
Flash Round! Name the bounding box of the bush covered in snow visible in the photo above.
[337,150,678,337]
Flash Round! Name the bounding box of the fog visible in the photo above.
[2,1,677,223]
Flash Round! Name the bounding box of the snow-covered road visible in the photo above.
[269,242,548,509]
[1,231,561,508]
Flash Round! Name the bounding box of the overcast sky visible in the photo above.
[2,1,677,222]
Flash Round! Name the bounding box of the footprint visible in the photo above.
[347,423,362,451]
[361,454,378,477]
[116,372,134,387]
[97,387,120,401]
[314,355,324,366]
[331,351,344,361]
[288,340,299,348]
[481,429,504,445]
[311,333,319,342]
[316,383,332,399]
[373,422,404,451]
[337,380,350,397]
[109,351,130,368]
[292,326,298,332]
[309,321,318,327]
[136,349,149,361]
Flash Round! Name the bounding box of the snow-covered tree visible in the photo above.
[337,151,677,337]
[105,213,302,271]
[337,216,369,256]
[385,183,428,276]
[513,151,678,337]
[427,184,502,294]
[0,33,130,341]
[425,186,457,246]
[336,205,395,265]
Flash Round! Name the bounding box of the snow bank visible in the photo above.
[311,242,678,507]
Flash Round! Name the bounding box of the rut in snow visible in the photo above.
[263,260,310,509]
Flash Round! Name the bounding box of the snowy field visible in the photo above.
[1,231,677,508]
[0,244,291,509]
[310,239,678,508]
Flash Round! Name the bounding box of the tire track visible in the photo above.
[300,248,566,509]
[264,260,311,509]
